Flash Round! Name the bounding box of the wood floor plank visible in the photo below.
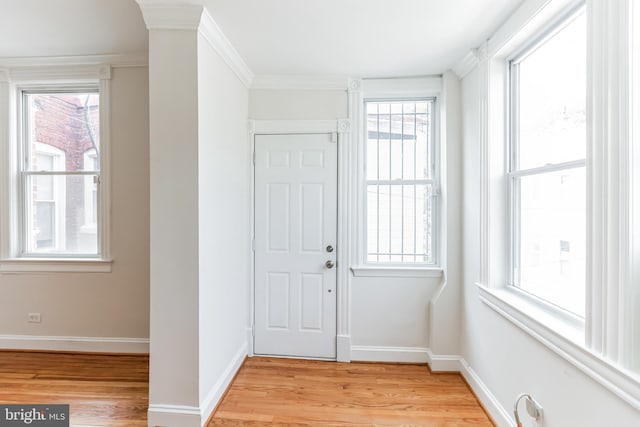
[0,351,148,427]
[1,352,494,426]
[209,357,494,427]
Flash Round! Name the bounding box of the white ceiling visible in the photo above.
[0,0,524,77]
[204,0,524,77]
[0,0,148,58]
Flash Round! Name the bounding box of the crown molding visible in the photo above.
[0,53,148,69]
[452,50,480,79]
[251,75,348,90]
[199,9,254,88]
[136,1,204,30]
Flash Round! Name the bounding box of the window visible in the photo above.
[508,10,586,317]
[365,99,437,264]
[20,90,101,257]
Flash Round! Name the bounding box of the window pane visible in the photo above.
[516,167,586,317]
[365,99,435,264]
[516,12,586,170]
[367,183,434,264]
[26,174,98,255]
[25,92,100,172]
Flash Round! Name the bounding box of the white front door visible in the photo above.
[254,133,337,359]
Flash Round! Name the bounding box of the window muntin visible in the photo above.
[365,99,437,264]
[20,90,101,256]
[509,10,586,317]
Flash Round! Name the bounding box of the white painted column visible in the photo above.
[137,3,204,427]
[427,71,463,368]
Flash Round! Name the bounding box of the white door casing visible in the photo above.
[254,133,337,359]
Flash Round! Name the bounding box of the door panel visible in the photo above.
[254,133,337,359]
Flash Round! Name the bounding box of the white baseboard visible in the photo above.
[199,342,248,426]
[459,358,514,427]
[0,334,149,353]
[246,327,254,356]
[147,404,201,427]
[336,334,351,362]
[425,348,462,372]
[350,345,429,363]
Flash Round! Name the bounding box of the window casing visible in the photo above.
[508,8,586,318]
[0,64,111,271]
[475,0,640,407]
[364,99,438,265]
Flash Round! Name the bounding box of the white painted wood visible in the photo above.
[0,62,113,265]
[198,342,247,427]
[458,359,515,427]
[0,334,149,353]
[350,346,429,363]
[479,284,640,411]
[0,259,112,273]
[350,265,443,278]
[254,133,337,359]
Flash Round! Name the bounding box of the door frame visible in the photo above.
[248,119,353,362]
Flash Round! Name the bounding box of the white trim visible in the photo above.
[0,334,148,353]
[0,258,112,273]
[0,64,112,263]
[246,327,254,357]
[350,345,429,363]
[459,359,515,427]
[453,50,480,79]
[350,265,443,278]
[251,75,348,90]
[135,2,204,30]
[7,64,112,83]
[99,73,112,261]
[0,54,147,69]
[336,334,351,362]
[361,76,442,98]
[199,342,247,427]
[425,349,462,372]
[147,405,201,427]
[252,119,347,134]
[478,284,640,411]
[199,9,254,88]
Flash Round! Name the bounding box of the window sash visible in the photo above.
[364,98,438,265]
[18,88,101,258]
[507,10,587,314]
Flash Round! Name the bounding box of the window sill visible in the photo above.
[477,283,640,411]
[350,265,443,278]
[0,258,112,273]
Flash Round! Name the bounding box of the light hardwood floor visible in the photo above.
[208,357,494,427]
[0,350,148,427]
[0,351,493,426]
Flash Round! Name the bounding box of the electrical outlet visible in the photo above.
[27,313,41,323]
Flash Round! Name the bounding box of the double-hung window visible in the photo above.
[508,9,586,317]
[19,89,102,257]
[365,99,437,264]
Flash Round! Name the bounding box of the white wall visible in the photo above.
[461,63,640,427]
[197,31,249,417]
[249,89,347,120]
[248,85,458,363]
[0,66,150,348]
